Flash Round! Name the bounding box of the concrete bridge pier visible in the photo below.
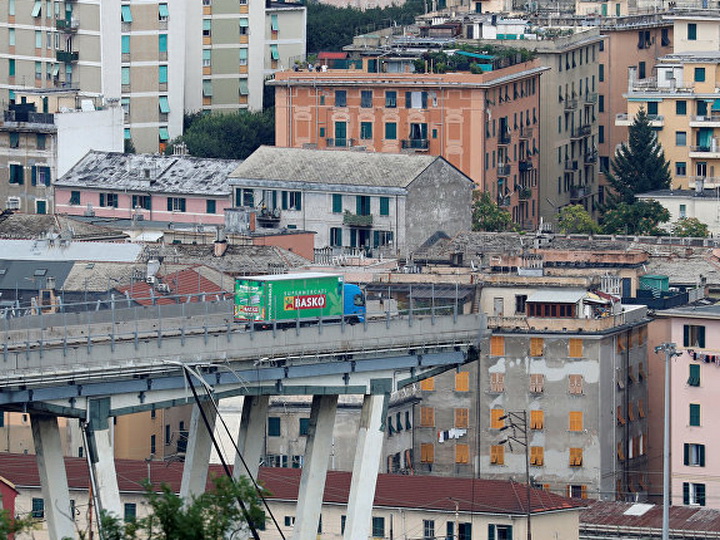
[85,398,123,521]
[31,414,76,540]
[343,393,386,540]
[180,400,217,500]
[292,394,338,540]
[233,395,269,481]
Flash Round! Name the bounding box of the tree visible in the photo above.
[0,508,36,538]
[556,204,600,234]
[166,110,275,160]
[606,108,671,204]
[672,217,710,238]
[601,200,670,236]
[472,191,514,232]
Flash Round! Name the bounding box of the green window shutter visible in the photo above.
[158,3,169,18]
[697,484,706,506]
[282,191,288,210]
[488,524,496,540]
[268,417,281,436]
[180,198,186,212]
[159,95,170,113]
[690,404,700,426]
[405,91,412,108]
[295,192,301,211]
[271,14,279,31]
[421,91,428,109]
[689,364,700,386]
[684,443,690,465]
[380,197,389,216]
[270,45,279,60]
[159,66,168,85]
[122,35,130,54]
[159,34,167,52]
[332,194,342,213]
[700,445,706,467]
[385,122,397,140]
[356,196,362,214]
[158,127,169,141]
[121,5,133,22]
[684,325,690,347]
[206,200,216,214]
[31,0,42,17]
[698,326,706,347]
[167,198,173,211]
[683,482,690,504]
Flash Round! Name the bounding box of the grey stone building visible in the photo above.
[227,146,474,257]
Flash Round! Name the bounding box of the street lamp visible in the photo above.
[499,411,532,540]
[654,343,681,540]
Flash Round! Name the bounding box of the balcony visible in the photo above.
[520,126,533,139]
[571,125,591,140]
[256,207,281,228]
[570,186,588,202]
[56,18,79,32]
[326,138,355,148]
[689,145,720,159]
[689,115,720,128]
[519,160,533,172]
[497,164,511,176]
[487,310,643,332]
[3,110,55,126]
[584,151,598,164]
[564,98,578,111]
[56,50,79,63]
[565,160,579,171]
[401,138,429,150]
[343,212,373,227]
[518,186,532,200]
[584,92,598,105]
[616,113,664,127]
[498,132,511,145]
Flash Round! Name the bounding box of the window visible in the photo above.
[385,91,397,108]
[379,197,389,216]
[385,122,397,140]
[530,337,544,357]
[676,100,687,115]
[568,374,584,394]
[684,443,705,466]
[31,498,44,518]
[99,193,118,208]
[515,294,527,313]
[530,374,544,393]
[298,417,310,436]
[530,446,544,466]
[360,121,373,140]
[638,61,646,79]
[124,503,137,522]
[676,131,687,146]
[530,410,544,430]
[676,162,687,176]
[202,80,213,97]
[35,30,42,48]
[150,434,156,454]
[599,64,604,82]
[489,372,504,392]
[455,408,469,429]
[598,94,604,113]
[159,34,168,53]
[335,90,347,107]
[9,132,19,148]
[9,164,24,185]
[270,44,279,61]
[569,411,583,431]
[455,444,469,464]
[490,444,505,465]
[695,68,706,83]
[458,523,472,540]
[684,325,706,348]
[420,377,435,391]
[122,35,130,54]
[268,417,281,436]
[284,516,295,527]
[491,408,505,429]
[361,90,373,108]
[68,190,81,205]
[8,59,15,77]
[330,227,342,247]
[372,517,385,537]
[688,23,697,40]
[281,191,301,210]
[132,195,151,210]
[121,5,132,22]
[167,197,186,212]
[332,193,342,213]
[8,28,14,47]
[420,407,435,427]
[159,66,168,85]
[688,364,700,387]
[683,482,706,506]
[690,403,700,426]
[270,13,279,31]
[158,3,169,21]
[420,443,434,463]
[455,372,469,391]
[569,338,583,358]
[490,336,505,356]
[423,520,435,540]
[121,67,130,86]
[405,91,428,109]
[31,0,41,17]
[569,447,583,466]
[355,195,371,215]
[206,199,216,214]
[203,19,212,37]
[646,102,658,117]
[488,524,512,540]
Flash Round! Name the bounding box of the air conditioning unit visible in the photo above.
[6,197,20,210]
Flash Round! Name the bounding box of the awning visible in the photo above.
[121,5,133,22]
[239,18,249,27]
[159,96,170,114]
[454,50,494,60]
[159,127,169,140]
[31,0,42,17]
[270,44,279,60]
[158,3,169,18]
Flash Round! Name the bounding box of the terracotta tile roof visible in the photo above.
[115,266,228,306]
[0,453,581,515]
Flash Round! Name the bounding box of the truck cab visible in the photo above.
[343,283,366,322]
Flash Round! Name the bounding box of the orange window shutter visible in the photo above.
[638,400,646,418]
[617,405,626,425]
[491,408,505,429]
[455,408,469,429]
[490,335,505,356]
[569,338,583,358]
[420,377,435,391]
[628,402,635,421]
[530,337,544,357]
[581,485,587,499]
[455,371,469,392]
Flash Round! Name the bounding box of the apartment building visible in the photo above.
[649,305,720,509]
[0,90,123,214]
[616,13,720,191]
[0,0,305,155]
[272,60,546,229]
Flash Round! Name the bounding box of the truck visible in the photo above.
[234,273,366,325]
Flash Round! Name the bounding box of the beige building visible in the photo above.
[0,0,305,155]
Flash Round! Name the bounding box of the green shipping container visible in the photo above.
[234,273,344,322]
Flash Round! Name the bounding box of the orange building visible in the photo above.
[272,61,547,229]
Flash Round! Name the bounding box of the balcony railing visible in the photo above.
[56,50,79,62]
[692,115,720,123]
[571,125,591,139]
[497,164,511,176]
[570,186,588,201]
[401,139,429,150]
[520,126,533,139]
[499,132,511,145]
[56,18,79,31]
[565,160,579,171]
[564,98,578,111]
[343,212,373,227]
[690,145,720,154]
[584,92,598,105]
[584,151,598,164]
[518,187,532,200]
[519,160,533,172]
[326,138,355,148]
[3,110,55,125]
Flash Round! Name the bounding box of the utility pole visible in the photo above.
[654,343,681,540]
[499,411,532,540]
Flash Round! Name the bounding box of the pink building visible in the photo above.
[650,305,720,508]
[54,151,241,225]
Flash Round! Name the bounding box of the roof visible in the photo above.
[0,453,583,516]
[242,272,340,282]
[527,290,587,304]
[0,260,74,291]
[228,146,443,189]
[0,239,143,263]
[115,266,228,305]
[637,188,720,199]
[0,212,127,241]
[55,151,242,196]
[581,500,720,537]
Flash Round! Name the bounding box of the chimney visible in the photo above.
[214,240,228,257]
